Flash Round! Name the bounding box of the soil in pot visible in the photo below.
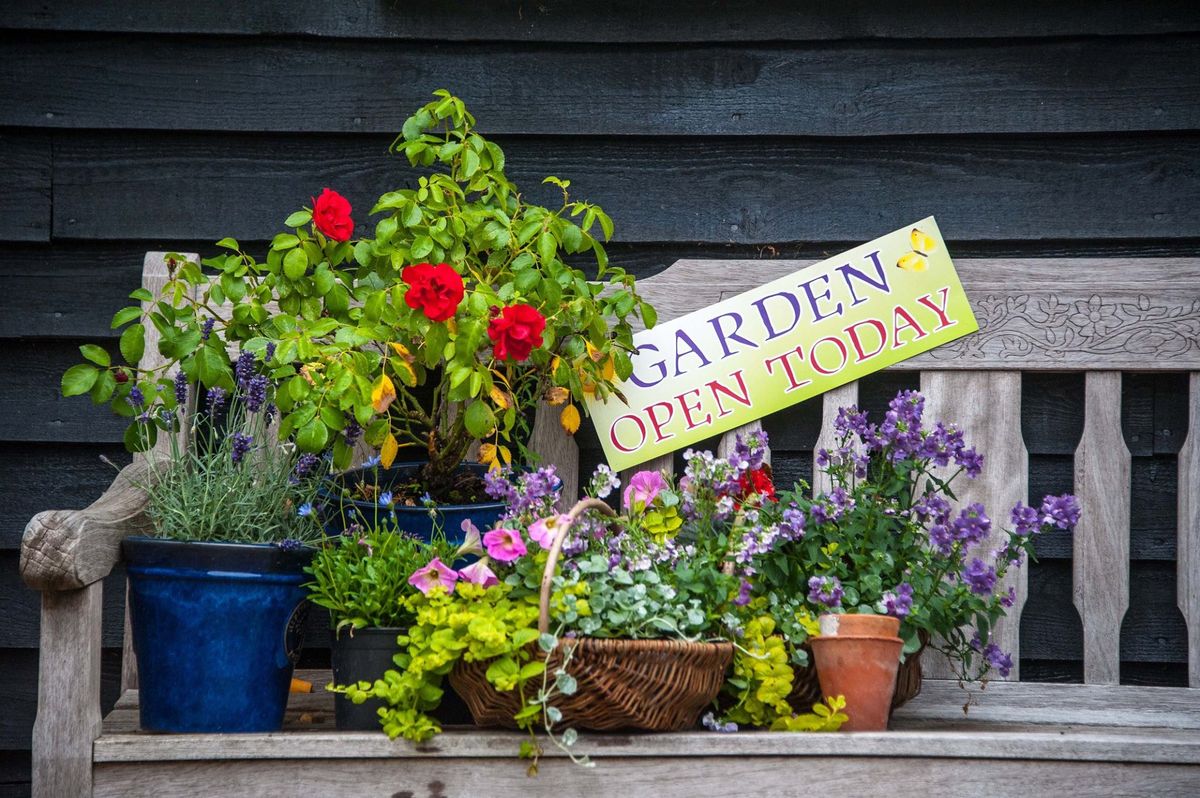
[318,461,506,545]
[810,613,903,732]
[123,537,313,733]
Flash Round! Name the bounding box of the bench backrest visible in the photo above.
[138,253,1200,688]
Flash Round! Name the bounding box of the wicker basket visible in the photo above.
[448,497,734,732]
[789,631,928,712]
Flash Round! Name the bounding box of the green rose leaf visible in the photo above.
[297,418,330,452]
[463,400,496,437]
[79,344,111,367]
[110,307,142,329]
[284,210,312,228]
[283,248,309,281]
[61,364,99,397]
[119,323,145,366]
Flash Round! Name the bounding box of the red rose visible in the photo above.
[487,304,546,362]
[401,263,465,322]
[738,467,777,503]
[312,188,354,242]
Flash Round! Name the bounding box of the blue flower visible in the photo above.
[378,491,394,507]
[297,503,314,517]
[362,454,381,469]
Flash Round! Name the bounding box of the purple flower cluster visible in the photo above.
[1041,494,1081,530]
[234,351,256,388]
[292,453,321,483]
[174,371,189,405]
[729,429,769,473]
[230,431,253,464]
[971,634,1014,678]
[206,386,227,418]
[808,575,844,608]
[485,465,562,520]
[961,558,997,595]
[126,386,145,408]
[779,504,805,541]
[881,582,914,618]
[200,317,215,341]
[830,391,984,477]
[343,416,363,447]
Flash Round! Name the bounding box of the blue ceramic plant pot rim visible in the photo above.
[122,536,315,574]
[317,461,506,514]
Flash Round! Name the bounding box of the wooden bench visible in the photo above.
[20,253,1200,797]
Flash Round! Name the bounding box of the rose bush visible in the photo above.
[62,90,653,498]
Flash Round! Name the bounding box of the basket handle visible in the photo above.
[537,497,617,634]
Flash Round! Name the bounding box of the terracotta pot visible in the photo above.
[810,613,903,732]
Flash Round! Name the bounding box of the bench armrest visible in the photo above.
[20,460,154,592]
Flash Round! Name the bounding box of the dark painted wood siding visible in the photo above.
[1,2,1197,792]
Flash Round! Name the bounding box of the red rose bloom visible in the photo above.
[312,188,354,242]
[401,263,465,322]
[738,467,777,503]
[487,304,546,362]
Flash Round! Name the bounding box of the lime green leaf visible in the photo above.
[216,237,240,251]
[90,369,116,404]
[283,248,309,280]
[111,306,142,329]
[271,233,300,251]
[79,344,111,367]
[61,364,99,397]
[297,418,330,452]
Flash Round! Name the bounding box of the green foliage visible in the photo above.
[722,614,795,727]
[332,582,543,741]
[304,529,457,633]
[61,91,655,497]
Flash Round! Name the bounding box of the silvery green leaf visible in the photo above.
[562,728,578,746]
[555,672,578,695]
[546,706,563,724]
[538,632,558,652]
[687,608,705,626]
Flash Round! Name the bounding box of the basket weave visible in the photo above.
[449,497,734,732]
[789,632,927,712]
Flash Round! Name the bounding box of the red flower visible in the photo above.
[487,304,546,362]
[738,467,777,503]
[401,263,465,322]
[312,188,354,242]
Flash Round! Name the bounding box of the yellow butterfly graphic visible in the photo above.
[897,228,938,272]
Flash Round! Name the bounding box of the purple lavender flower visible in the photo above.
[808,575,844,608]
[962,558,997,595]
[234,350,256,389]
[278,537,304,551]
[205,386,227,418]
[174,371,188,405]
[341,416,362,446]
[881,582,914,618]
[293,453,321,481]
[952,503,991,547]
[982,642,1013,677]
[126,386,145,408]
[200,317,215,341]
[264,341,276,363]
[1040,493,1081,530]
[231,432,253,464]
[1010,501,1041,537]
[245,375,268,413]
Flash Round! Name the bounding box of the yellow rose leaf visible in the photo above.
[393,360,418,388]
[545,386,569,406]
[489,386,511,410]
[380,432,399,469]
[388,342,415,362]
[478,443,499,470]
[498,444,512,465]
[371,374,397,413]
[560,404,581,435]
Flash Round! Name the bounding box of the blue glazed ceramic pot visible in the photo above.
[122,537,313,733]
[317,461,506,546]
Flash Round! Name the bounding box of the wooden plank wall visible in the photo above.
[1,1,1198,791]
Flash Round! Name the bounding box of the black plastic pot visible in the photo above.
[329,626,474,730]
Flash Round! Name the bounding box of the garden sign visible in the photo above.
[586,217,978,471]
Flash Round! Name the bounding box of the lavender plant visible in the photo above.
[135,356,327,545]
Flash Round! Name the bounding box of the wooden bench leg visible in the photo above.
[33,582,102,798]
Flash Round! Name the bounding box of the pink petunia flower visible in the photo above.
[408,557,459,596]
[528,514,573,550]
[623,469,667,509]
[455,519,485,558]
[482,527,527,563]
[458,559,500,588]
